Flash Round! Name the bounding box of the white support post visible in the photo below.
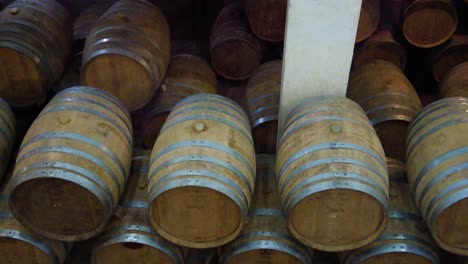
[279,0,362,130]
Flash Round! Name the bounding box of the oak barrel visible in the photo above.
[0,98,15,181]
[0,0,72,106]
[432,34,468,82]
[340,158,439,264]
[53,52,82,94]
[92,150,184,264]
[401,0,457,48]
[439,62,468,98]
[245,0,287,42]
[348,60,422,161]
[276,96,389,251]
[246,60,281,154]
[407,97,468,255]
[185,249,217,264]
[210,3,264,80]
[220,155,311,264]
[82,0,171,111]
[356,0,381,43]
[8,86,133,241]
[148,94,256,248]
[142,54,218,149]
[73,3,111,52]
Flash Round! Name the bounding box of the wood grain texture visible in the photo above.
[348,60,422,161]
[245,0,287,42]
[148,94,255,248]
[0,98,15,182]
[432,34,468,82]
[439,62,468,98]
[356,0,381,43]
[9,86,132,241]
[276,96,389,252]
[82,0,170,111]
[407,97,468,255]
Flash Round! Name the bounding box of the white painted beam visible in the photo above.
[279,0,362,130]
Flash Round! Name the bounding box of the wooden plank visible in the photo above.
[279,0,362,129]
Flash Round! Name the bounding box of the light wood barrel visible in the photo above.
[245,0,287,42]
[407,97,468,255]
[142,54,218,149]
[92,151,184,264]
[353,30,407,70]
[0,0,72,106]
[356,0,381,43]
[439,62,468,98]
[401,0,457,48]
[0,194,70,264]
[432,34,468,82]
[82,0,171,111]
[340,158,440,264]
[8,86,133,241]
[148,94,256,248]
[246,60,281,154]
[0,98,15,181]
[348,60,422,161]
[220,155,311,264]
[277,96,389,252]
[210,3,264,80]
[73,3,111,52]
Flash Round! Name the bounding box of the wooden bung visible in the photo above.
[92,150,184,264]
[148,94,256,248]
[407,97,468,255]
[245,0,287,42]
[0,98,15,181]
[276,96,389,252]
[348,60,422,161]
[432,34,468,82]
[82,0,170,112]
[246,60,281,154]
[220,155,311,264]
[439,62,468,98]
[210,3,264,80]
[0,0,72,106]
[340,158,440,264]
[142,54,218,149]
[8,86,133,241]
[401,0,457,48]
[356,0,381,43]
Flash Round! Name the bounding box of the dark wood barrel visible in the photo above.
[356,0,381,43]
[246,60,281,154]
[439,62,468,98]
[340,158,440,264]
[432,34,468,82]
[0,0,72,106]
[210,3,264,80]
[407,97,468,255]
[245,0,287,42]
[73,3,111,53]
[276,96,389,252]
[53,52,82,94]
[348,60,422,161]
[185,249,217,264]
[0,193,70,263]
[220,155,311,264]
[401,0,457,48]
[82,0,171,112]
[148,94,255,248]
[8,86,133,241]
[0,98,15,181]
[142,54,218,149]
[92,151,184,264]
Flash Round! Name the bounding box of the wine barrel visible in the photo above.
[210,3,264,80]
[340,158,440,264]
[356,0,381,43]
[246,60,281,154]
[220,155,311,264]
[185,249,217,264]
[407,97,468,255]
[348,60,422,161]
[353,30,407,69]
[148,94,256,248]
[142,54,218,149]
[8,86,133,241]
[82,0,171,112]
[401,0,457,48]
[92,150,184,264]
[245,0,287,42]
[0,98,15,181]
[0,194,70,263]
[277,96,389,251]
[53,52,82,94]
[439,62,468,98]
[0,0,72,106]
[432,34,468,82]
[73,3,111,53]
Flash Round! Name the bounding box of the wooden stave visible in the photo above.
[439,62,468,98]
[0,97,15,182]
